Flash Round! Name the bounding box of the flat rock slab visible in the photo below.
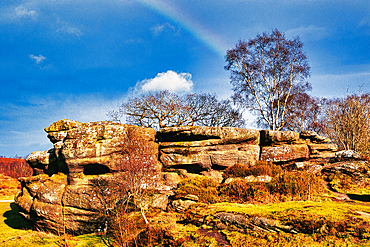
[157,126,260,145]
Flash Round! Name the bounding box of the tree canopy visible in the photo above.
[107,90,245,129]
[225,29,311,130]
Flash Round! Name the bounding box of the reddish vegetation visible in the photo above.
[0,157,32,179]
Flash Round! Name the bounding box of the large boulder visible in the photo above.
[158,126,260,172]
[61,121,158,174]
[44,119,82,144]
[16,120,161,235]
[260,144,309,164]
[308,143,338,164]
[157,126,260,144]
[259,130,336,165]
[260,130,303,145]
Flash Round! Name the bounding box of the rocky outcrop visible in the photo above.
[322,149,370,182]
[159,128,336,171]
[16,120,340,235]
[158,126,260,172]
[214,212,296,233]
[16,120,159,234]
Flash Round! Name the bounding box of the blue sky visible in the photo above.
[1,0,370,157]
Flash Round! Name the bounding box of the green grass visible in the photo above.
[210,200,370,220]
[173,200,370,246]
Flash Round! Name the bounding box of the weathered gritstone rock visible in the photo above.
[260,144,309,163]
[157,126,260,144]
[330,150,364,163]
[214,212,295,233]
[260,130,303,145]
[259,130,336,165]
[159,127,337,170]
[322,161,370,181]
[300,131,331,144]
[26,149,59,176]
[308,143,338,164]
[44,119,82,144]
[16,120,160,235]
[159,126,260,171]
[62,121,158,174]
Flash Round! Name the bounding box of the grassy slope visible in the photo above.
[147,200,370,247]
[2,200,370,246]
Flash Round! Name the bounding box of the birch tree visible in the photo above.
[225,29,311,130]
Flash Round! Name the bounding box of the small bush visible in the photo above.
[327,173,352,193]
[220,170,325,203]
[132,226,185,247]
[223,161,283,179]
[269,171,324,200]
[175,176,220,203]
[222,164,250,179]
[219,179,271,203]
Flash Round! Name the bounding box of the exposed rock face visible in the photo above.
[16,120,159,234]
[158,126,260,172]
[214,212,296,233]
[16,120,339,235]
[159,127,336,170]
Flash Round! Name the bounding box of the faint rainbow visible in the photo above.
[136,0,228,58]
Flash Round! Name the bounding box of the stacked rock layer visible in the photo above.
[15,119,159,234]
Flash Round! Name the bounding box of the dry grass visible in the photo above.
[0,174,20,200]
[0,202,105,247]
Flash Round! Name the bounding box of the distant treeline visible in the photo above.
[0,157,32,179]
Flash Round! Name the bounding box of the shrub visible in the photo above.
[175,176,220,203]
[132,226,185,247]
[269,171,324,200]
[327,172,363,194]
[0,174,21,199]
[220,170,324,203]
[223,161,283,179]
[222,164,250,179]
[219,179,271,203]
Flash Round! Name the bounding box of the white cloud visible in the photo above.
[285,25,330,41]
[136,70,194,94]
[150,23,176,35]
[0,4,38,22]
[14,5,37,18]
[125,38,144,44]
[56,25,82,37]
[30,54,46,64]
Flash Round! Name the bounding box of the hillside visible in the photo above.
[0,158,32,179]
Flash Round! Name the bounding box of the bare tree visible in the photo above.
[322,92,370,156]
[283,92,323,133]
[225,29,311,130]
[183,93,245,127]
[108,90,245,129]
[108,91,184,128]
[93,126,159,246]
